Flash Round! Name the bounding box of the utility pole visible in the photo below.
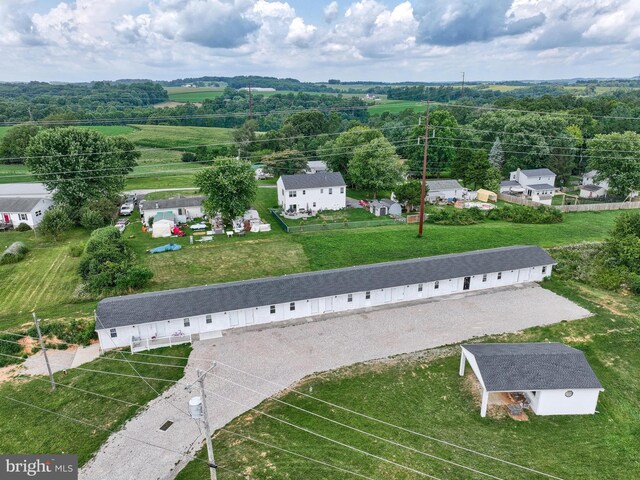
[461,72,465,97]
[191,368,217,480]
[248,81,253,119]
[32,312,55,391]
[418,100,431,238]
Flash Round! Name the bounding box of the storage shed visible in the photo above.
[476,189,498,203]
[370,199,402,217]
[460,343,603,417]
[151,211,176,238]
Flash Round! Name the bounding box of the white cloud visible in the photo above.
[324,1,339,23]
[286,17,317,47]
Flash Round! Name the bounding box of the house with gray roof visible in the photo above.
[277,172,346,213]
[0,197,53,229]
[501,168,557,205]
[95,245,555,351]
[140,196,205,225]
[425,179,472,202]
[460,343,603,416]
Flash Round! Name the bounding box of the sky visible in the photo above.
[0,0,639,83]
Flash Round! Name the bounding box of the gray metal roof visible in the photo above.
[425,180,464,192]
[580,184,605,192]
[280,172,346,190]
[0,197,46,213]
[96,245,555,329]
[141,196,204,211]
[519,168,556,177]
[527,184,556,190]
[462,343,602,391]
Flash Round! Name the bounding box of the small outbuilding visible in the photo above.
[476,189,498,203]
[151,211,176,238]
[370,199,402,217]
[460,343,603,417]
[579,184,607,199]
[141,196,204,226]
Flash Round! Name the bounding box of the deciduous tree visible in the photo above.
[588,132,640,197]
[195,157,257,224]
[348,137,405,198]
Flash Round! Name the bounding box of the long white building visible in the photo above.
[95,246,555,351]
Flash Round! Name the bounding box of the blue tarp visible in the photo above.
[148,243,182,254]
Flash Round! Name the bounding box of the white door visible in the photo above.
[310,299,319,314]
[247,310,255,324]
[156,321,169,338]
[384,289,392,303]
[394,287,405,301]
[324,296,334,312]
[518,269,531,282]
[229,311,239,326]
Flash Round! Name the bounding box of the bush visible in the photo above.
[428,208,485,225]
[15,222,31,232]
[25,318,96,346]
[0,242,29,265]
[68,242,85,258]
[37,206,72,240]
[80,208,106,231]
[0,333,22,367]
[115,266,154,291]
[488,204,563,224]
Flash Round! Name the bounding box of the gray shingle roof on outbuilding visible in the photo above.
[580,184,605,192]
[280,172,346,190]
[462,343,602,391]
[425,180,463,192]
[0,197,46,213]
[96,245,555,330]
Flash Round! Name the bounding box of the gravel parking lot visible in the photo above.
[80,284,591,480]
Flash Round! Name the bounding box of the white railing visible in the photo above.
[130,333,193,353]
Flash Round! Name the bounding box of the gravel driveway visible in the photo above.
[80,284,590,480]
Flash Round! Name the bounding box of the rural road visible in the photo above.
[80,284,591,480]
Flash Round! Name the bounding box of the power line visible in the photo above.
[207,371,504,480]
[131,349,565,480]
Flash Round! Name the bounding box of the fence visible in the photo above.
[130,333,192,353]
[270,209,404,233]
[498,193,542,207]
[556,202,640,213]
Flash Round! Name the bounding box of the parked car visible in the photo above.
[120,203,134,215]
[115,219,129,233]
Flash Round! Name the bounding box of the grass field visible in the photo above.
[369,100,425,115]
[166,88,225,102]
[124,124,232,149]
[0,186,629,330]
[0,345,191,466]
[176,279,640,479]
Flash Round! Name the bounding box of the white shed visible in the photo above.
[151,211,176,238]
[370,199,402,217]
[460,343,603,417]
[141,196,204,226]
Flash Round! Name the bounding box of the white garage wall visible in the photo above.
[528,388,601,415]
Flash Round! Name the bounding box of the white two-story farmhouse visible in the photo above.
[500,168,557,205]
[277,172,346,213]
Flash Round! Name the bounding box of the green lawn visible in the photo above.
[124,124,232,149]
[281,208,381,227]
[175,279,640,480]
[369,100,425,115]
[0,194,627,330]
[143,189,199,201]
[0,345,191,466]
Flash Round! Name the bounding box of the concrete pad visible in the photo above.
[80,284,591,480]
[22,347,76,376]
[71,343,101,368]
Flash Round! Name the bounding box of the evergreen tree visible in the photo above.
[489,137,505,169]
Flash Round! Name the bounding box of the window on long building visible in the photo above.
[290,302,296,311]
[418,283,423,292]
[542,266,547,274]
[184,318,190,327]
[205,315,212,324]
[498,272,502,280]
[110,328,117,338]
[434,281,439,289]
[270,305,276,314]
[365,291,371,299]
[348,294,353,302]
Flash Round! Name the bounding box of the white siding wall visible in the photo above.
[527,388,601,415]
[143,206,203,225]
[98,265,553,350]
[3,198,53,228]
[277,178,346,212]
